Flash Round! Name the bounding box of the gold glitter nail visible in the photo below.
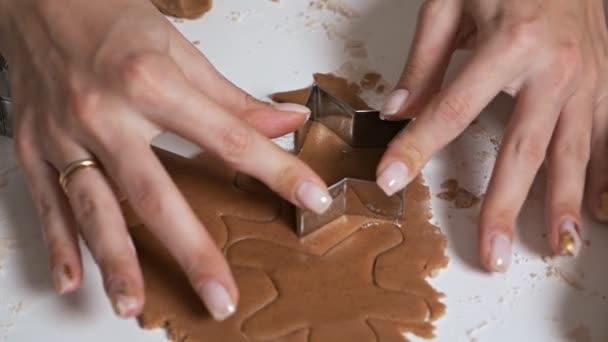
[52,264,74,294]
[559,230,576,255]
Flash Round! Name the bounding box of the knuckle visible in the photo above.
[501,20,541,55]
[549,43,584,90]
[435,96,472,129]
[67,88,104,129]
[241,93,262,109]
[389,139,425,169]
[119,53,164,101]
[274,162,300,195]
[403,55,430,84]
[219,125,253,167]
[71,188,100,225]
[510,136,547,167]
[181,246,217,281]
[45,239,72,266]
[129,176,165,218]
[36,197,56,235]
[38,197,54,223]
[120,53,160,85]
[552,137,591,165]
[14,132,36,164]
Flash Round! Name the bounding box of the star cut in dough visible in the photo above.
[295,85,410,236]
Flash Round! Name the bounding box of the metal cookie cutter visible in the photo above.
[0,54,13,137]
[295,85,410,236]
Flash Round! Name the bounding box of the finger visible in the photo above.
[381,0,464,119]
[377,38,528,196]
[93,134,238,321]
[168,29,310,138]
[586,97,608,222]
[50,146,145,318]
[545,93,592,256]
[15,139,82,294]
[479,83,562,272]
[134,58,332,215]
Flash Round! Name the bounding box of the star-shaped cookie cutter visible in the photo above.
[295,85,411,236]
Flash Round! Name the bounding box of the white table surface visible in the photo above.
[1,1,608,341]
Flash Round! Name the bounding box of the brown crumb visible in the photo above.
[600,192,608,216]
[437,179,480,209]
[489,136,501,152]
[192,40,200,45]
[565,323,592,342]
[359,72,382,90]
[308,0,360,18]
[584,239,591,247]
[376,84,386,94]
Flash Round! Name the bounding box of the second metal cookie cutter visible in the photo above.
[295,85,410,236]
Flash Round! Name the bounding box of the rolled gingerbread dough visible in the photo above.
[127,74,448,341]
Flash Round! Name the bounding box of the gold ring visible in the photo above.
[59,159,100,193]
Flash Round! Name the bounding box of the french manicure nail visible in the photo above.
[109,280,139,318]
[273,103,312,117]
[489,234,511,273]
[380,89,410,118]
[377,161,409,196]
[296,181,332,214]
[198,281,236,321]
[52,264,76,294]
[558,220,581,256]
[113,294,139,318]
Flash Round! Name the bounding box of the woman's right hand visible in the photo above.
[0,0,331,320]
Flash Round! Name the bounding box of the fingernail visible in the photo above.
[296,181,332,214]
[198,281,236,321]
[377,161,409,196]
[52,264,76,294]
[109,280,139,318]
[558,220,581,256]
[380,89,410,118]
[273,103,311,117]
[489,234,511,273]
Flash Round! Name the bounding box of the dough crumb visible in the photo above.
[601,192,608,215]
[359,72,382,90]
[565,323,592,342]
[489,135,501,152]
[437,179,480,209]
[308,0,360,18]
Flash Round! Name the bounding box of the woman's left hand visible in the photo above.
[376,0,608,272]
